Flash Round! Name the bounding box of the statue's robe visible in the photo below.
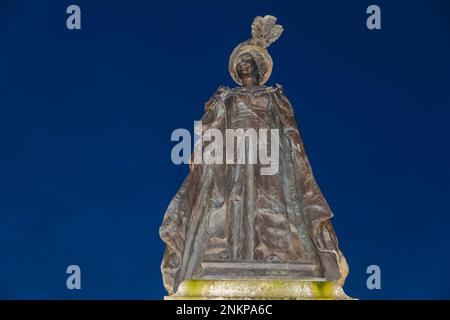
[160,84,348,294]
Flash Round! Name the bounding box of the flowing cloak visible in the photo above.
[160,84,348,294]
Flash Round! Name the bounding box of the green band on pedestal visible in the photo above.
[165,279,353,300]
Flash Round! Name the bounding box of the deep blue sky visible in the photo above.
[0,0,449,299]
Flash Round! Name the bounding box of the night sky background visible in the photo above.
[1,0,449,299]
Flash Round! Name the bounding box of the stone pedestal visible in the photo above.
[164,279,352,300]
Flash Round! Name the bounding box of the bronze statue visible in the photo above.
[160,15,349,299]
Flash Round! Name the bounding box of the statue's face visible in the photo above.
[236,53,259,84]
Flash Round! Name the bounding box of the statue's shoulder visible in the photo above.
[204,85,231,111]
[216,85,231,93]
[268,84,294,115]
[212,85,232,99]
[267,83,285,95]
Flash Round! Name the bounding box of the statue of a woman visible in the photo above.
[160,16,349,297]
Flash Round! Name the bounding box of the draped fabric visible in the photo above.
[160,84,348,294]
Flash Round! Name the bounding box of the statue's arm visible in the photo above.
[271,84,302,145]
[189,85,229,172]
[271,84,335,221]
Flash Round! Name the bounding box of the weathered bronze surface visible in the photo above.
[160,15,349,297]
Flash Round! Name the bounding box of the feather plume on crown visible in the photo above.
[250,15,284,48]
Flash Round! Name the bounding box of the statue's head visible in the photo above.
[229,44,272,87]
[236,53,260,86]
[228,15,283,87]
